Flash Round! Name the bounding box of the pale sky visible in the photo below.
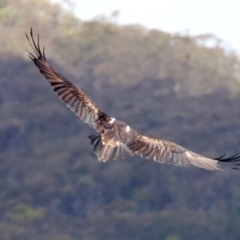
[54,0,240,53]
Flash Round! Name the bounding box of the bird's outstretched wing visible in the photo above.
[127,133,240,170]
[26,28,108,131]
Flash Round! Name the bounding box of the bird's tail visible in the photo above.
[88,134,133,161]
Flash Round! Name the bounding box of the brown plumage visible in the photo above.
[26,28,240,171]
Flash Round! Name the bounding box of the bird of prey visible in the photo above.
[26,29,240,171]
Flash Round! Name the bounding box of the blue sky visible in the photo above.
[54,0,240,53]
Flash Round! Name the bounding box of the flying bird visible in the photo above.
[26,29,240,171]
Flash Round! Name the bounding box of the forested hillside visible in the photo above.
[1,0,240,239]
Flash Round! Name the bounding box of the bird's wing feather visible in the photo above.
[26,28,106,130]
[127,133,240,170]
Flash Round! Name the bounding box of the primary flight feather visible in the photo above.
[26,29,240,171]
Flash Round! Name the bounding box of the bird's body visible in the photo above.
[89,118,137,162]
[26,29,240,171]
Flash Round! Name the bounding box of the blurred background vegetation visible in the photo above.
[1,0,240,239]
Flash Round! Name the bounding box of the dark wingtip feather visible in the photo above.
[43,46,46,60]
[215,153,240,162]
[215,153,240,170]
[215,154,226,160]
[25,28,46,61]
